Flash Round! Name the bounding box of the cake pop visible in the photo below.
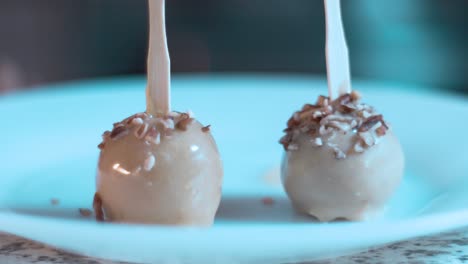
[279,0,404,221]
[94,0,223,226]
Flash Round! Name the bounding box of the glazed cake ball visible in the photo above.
[94,111,223,225]
[280,92,404,221]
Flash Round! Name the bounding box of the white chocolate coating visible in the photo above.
[281,130,404,222]
[280,93,405,222]
[96,114,223,226]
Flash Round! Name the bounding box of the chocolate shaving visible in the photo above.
[358,115,383,132]
[202,125,211,133]
[93,193,104,222]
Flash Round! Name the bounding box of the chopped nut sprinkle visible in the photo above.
[110,126,127,139]
[202,125,211,133]
[98,111,199,149]
[353,141,365,153]
[261,197,275,206]
[102,131,111,138]
[280,91,389,160]
[134,123,149,139]
[376,125,387,136]
[350,90,361,101]
[316,95,329,106]
[358,115,384,132]
[50,198,60,206]
[176,116,194,131]
[359,131,375,146]
[79,208,92,217]
[131,117,144,126]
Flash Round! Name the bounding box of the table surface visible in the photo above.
[1,228,467,264]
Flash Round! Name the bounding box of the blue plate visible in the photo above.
[0,75,467,263]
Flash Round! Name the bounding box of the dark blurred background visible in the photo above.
[0,0,466,94]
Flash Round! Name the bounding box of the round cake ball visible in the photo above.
[94,111,223,226]
[280,92,404,221]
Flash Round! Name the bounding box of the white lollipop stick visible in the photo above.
[324,0,351,100]
[147,0,171,115]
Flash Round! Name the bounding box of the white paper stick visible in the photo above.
[324,0,352,100]
[147,0,171,115]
